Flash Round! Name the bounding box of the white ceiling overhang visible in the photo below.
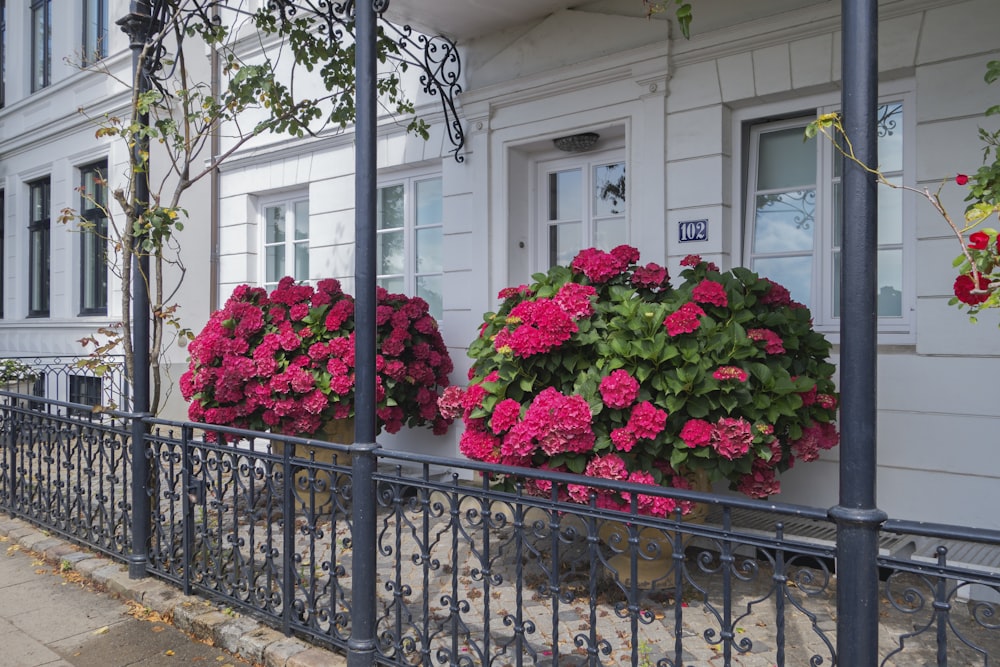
[382,0,578,41]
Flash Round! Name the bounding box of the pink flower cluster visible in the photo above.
[747,328,785,355]
[664,302,705,336]
[692,279,728,307]
[462,245,840,507]
[713,366,748,382]
[182,277,454,439]
[570,246,637,283]
[599,369,639,409]
[500,388,594,464]
[790,422,840,462]
[496,299,578,357]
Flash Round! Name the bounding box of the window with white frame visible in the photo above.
[31,0,51,92]
[536,148,626,270]
[377,174,443,320]
[82,0,108,65]
[262,195,309,290]
[745,100,909,334]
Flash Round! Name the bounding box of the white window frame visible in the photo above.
[737,85,916,343]
[259,192,309,290]
[533,145,628,273]
[377,168,444,320]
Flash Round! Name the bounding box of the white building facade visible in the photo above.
[216,0,1000,529]
[0,0,213,414]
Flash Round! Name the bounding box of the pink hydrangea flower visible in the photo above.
[710,417,753,460]
[691,279,728,307]
[713,366,748,382]
[664,302,706,336]
[599,369,639,409]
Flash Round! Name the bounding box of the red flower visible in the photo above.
[956,173,969,186]
[968,231,990,250]
[953,272,991,305]
[664,302,706,336]
[570,247,629,283]
[599,369,639,409]
[692,279,728,307]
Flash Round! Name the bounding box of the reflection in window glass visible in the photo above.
[549,221,582,268]
[377,176,444,320]
[754,256,812,310]
[263,198,308,290]
[549,170,582,221]
[753,191,816,254]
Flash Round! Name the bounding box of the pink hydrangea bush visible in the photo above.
[182,277,454,438]
[447,247,839,514]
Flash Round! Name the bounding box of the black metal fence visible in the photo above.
[1,392,998,666]
[0,355,130,412]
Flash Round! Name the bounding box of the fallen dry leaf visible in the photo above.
[165,649,175,656]
[93,626,109,635]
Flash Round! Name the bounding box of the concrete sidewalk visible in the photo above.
[0,517,346,667]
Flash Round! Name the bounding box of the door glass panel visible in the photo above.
[593,162,626,217]
[594,218,627,250]
[758,127,816,190]
[753,256,812,310]
[548,169,582,221]
[549,221,582,267]
[753,191,816,253]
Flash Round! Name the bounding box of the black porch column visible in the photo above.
[347,0,379,666]
[118,0,155,581]
[830,0,887,664]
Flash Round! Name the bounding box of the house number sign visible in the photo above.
[678,219,708,243]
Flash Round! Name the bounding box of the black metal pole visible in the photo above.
[347,1,378,665]
[830,0,887,664]
[118,0,154,580]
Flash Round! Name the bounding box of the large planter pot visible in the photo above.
[599,470,711,588]
[272,418,354,514]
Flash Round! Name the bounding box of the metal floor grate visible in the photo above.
[703,506,912,555]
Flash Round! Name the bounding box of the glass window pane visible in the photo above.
[753,256,812,310]
[877,249,903,317]
[266,246,284,283]
[549,221,581,267]
[593,162,626,217]
[378,185,404,230]
[878,103,904,173]
[415,178,442,226]
[294,241,309,280]
[415,227,442,273]
[594,218,626,250]
[417,275,443,321]
[265,205,285,244]
[757,127,816,190]
[752,190,816,253]
[548,169,581,221]
[377,276,404,294]
[378,230,404,275]
[877,177,903,245]
[294,201,309,240]
[833,250,840,318]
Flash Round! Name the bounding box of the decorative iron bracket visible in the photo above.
[136,0,465,161]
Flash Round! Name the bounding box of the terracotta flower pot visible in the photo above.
[271,418,354,514]
[599,470,710,588]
